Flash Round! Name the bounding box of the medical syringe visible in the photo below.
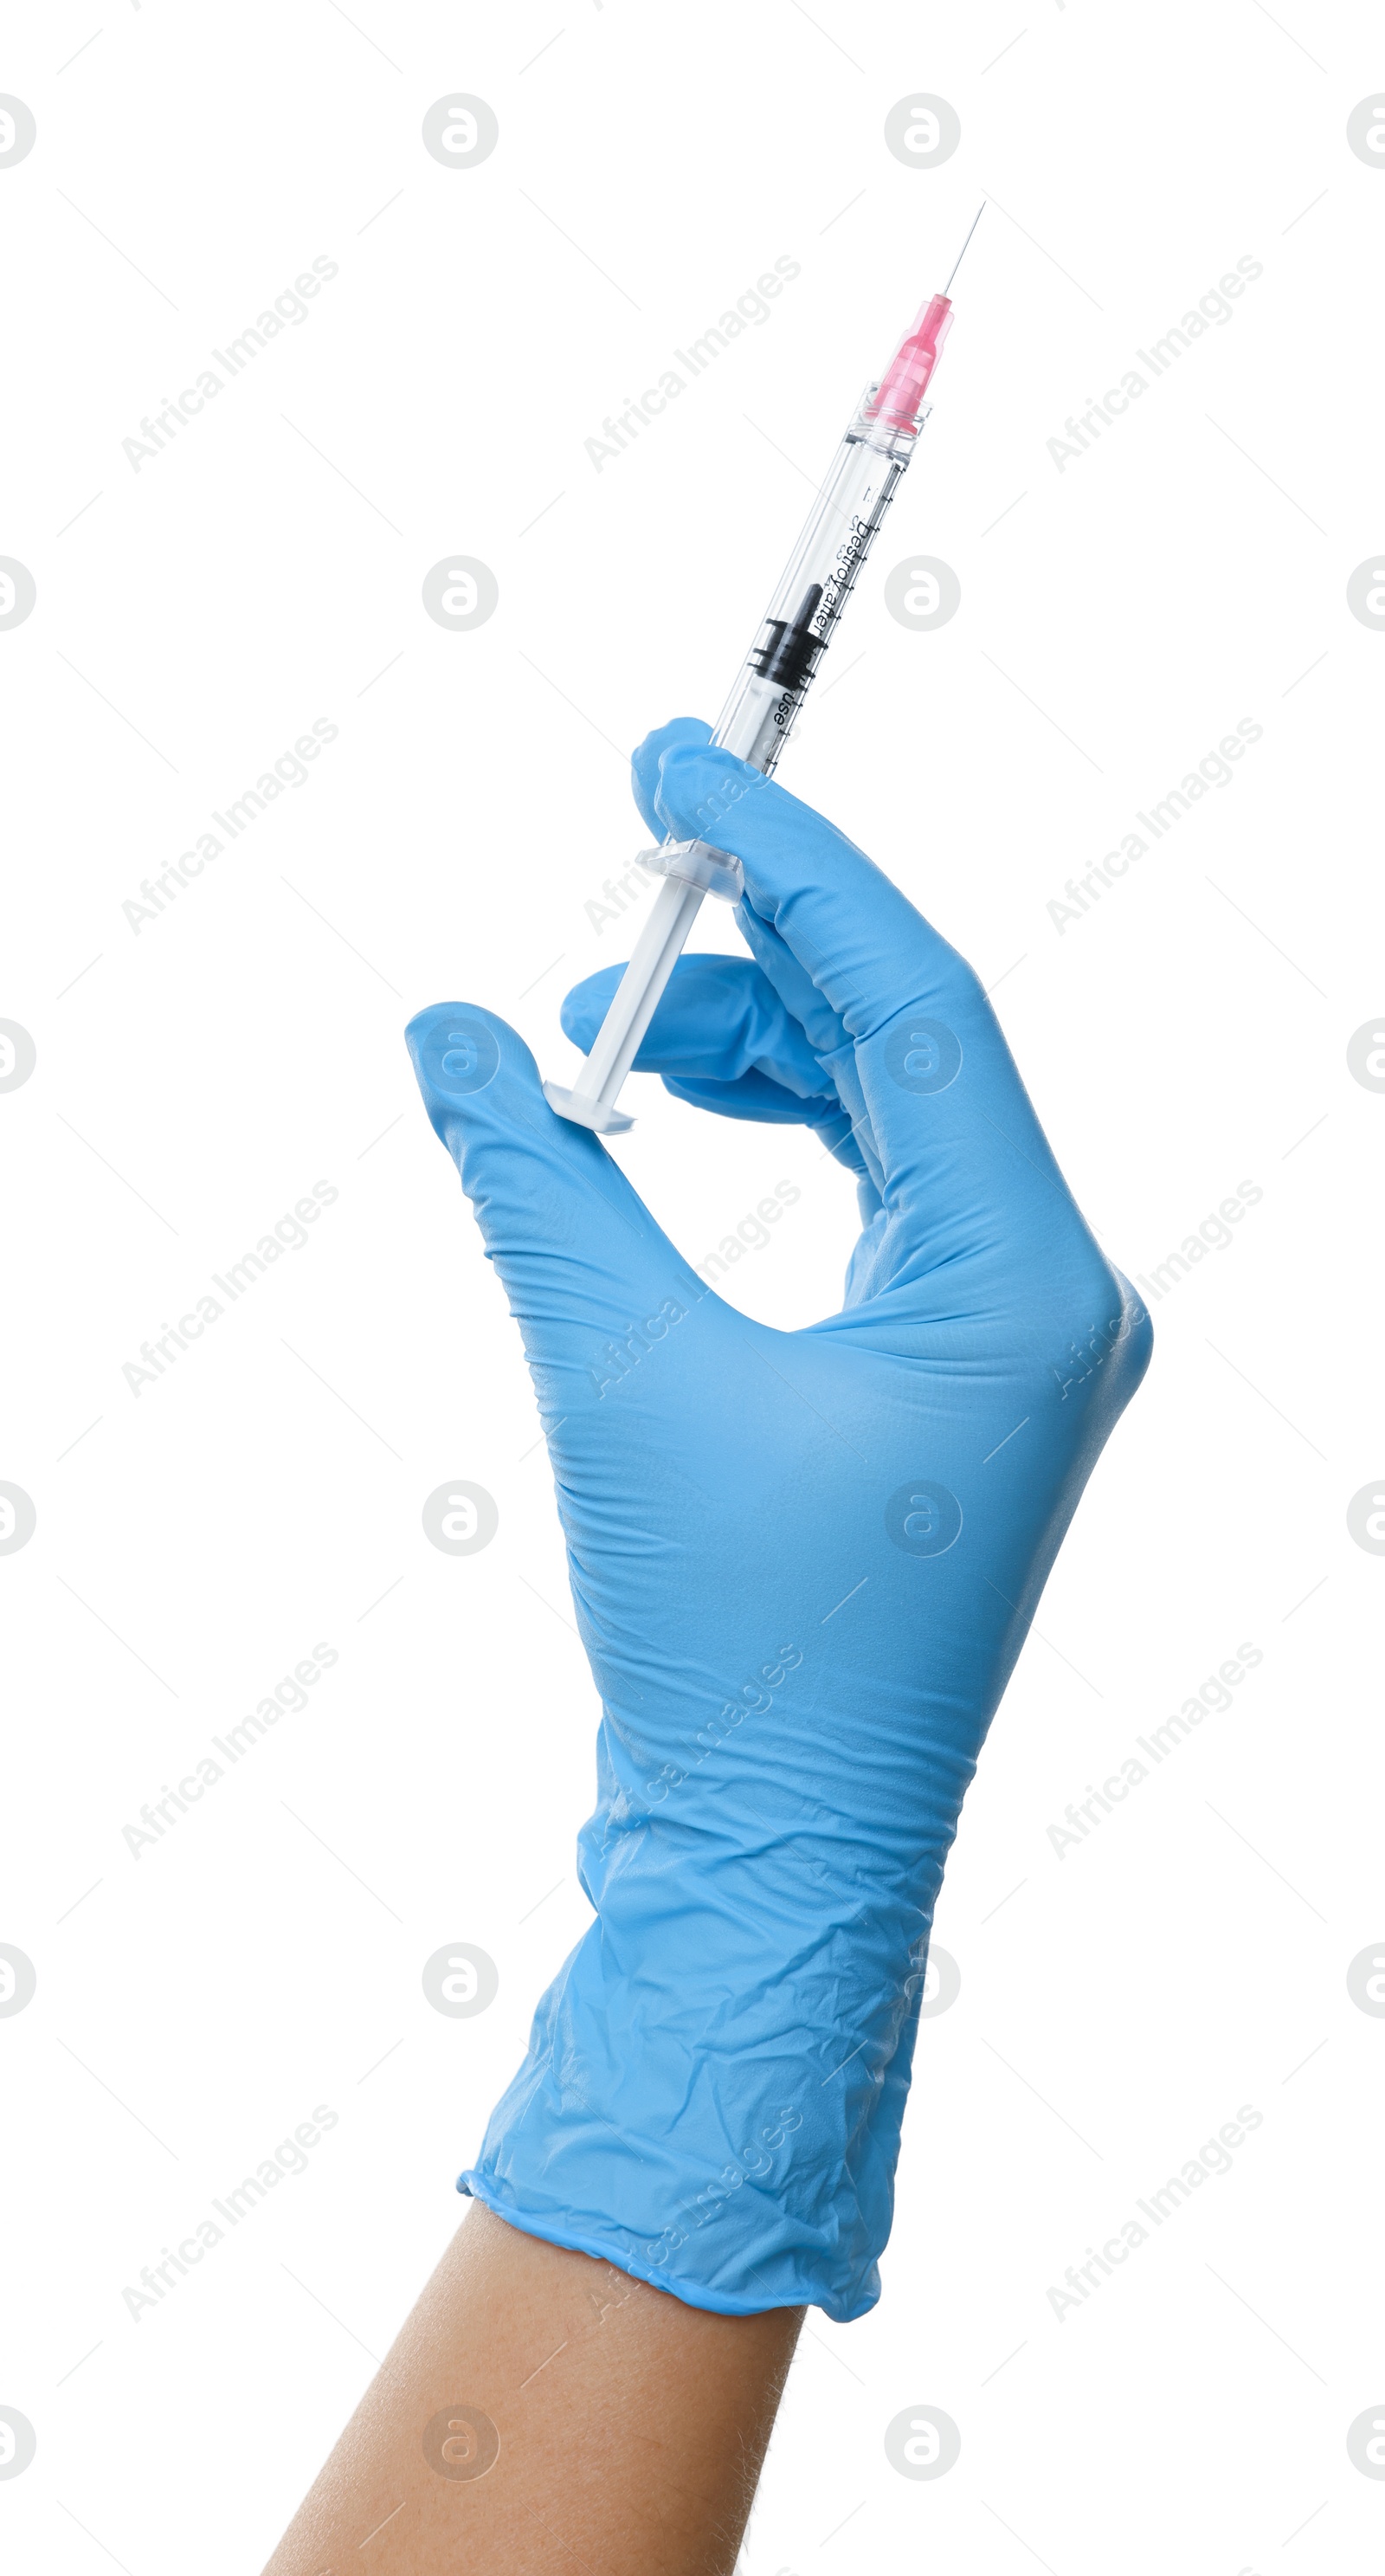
[544,207,983,1134]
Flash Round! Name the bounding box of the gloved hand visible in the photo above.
[406,718,1151,2323]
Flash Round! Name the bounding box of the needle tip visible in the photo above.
[944,202,987,295]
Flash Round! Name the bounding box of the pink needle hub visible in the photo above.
[862,294,954,435]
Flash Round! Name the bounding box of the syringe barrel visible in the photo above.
[544,384,934,1130]
[705,392,920,777]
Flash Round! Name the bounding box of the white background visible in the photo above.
[3,2,1382,2569]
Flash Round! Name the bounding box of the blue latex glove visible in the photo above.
[406,719,1151,2322]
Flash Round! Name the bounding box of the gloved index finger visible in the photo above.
[648,734,976,1048]
[644,730,1078,1240]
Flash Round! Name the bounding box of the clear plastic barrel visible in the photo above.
[708,391,922,775]
[549,305,953,1127]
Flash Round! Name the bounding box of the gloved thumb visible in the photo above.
[405,1002,707,1391]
